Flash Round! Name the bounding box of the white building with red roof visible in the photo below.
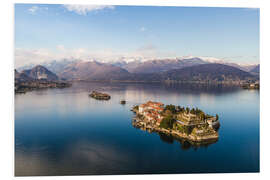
[138,101,164,114]
[138,101,164,125]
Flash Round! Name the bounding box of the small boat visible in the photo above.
[120,100,126,104]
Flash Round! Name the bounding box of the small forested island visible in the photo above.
[132,101,220,143]
[89,91,111,100]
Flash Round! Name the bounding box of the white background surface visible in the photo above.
[0,0,269,179]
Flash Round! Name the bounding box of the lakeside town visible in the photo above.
[132,101,220,143]
[15,80,71,93]
[241,81,260,90]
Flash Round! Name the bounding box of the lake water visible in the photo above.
[15,82,260,176]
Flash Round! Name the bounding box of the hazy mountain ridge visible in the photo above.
[58,61,131,81]
[16,65,59,82]
[21,65,59,81]
[16,57,259,83]
[17,59,77,75]
[120,57,208,74]
[61,63,257,83]
[250,64,260,73]
[159,63,256,82]
[17,57,259,75]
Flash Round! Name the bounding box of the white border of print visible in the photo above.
[0,0,269,180]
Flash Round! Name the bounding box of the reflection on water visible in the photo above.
[132,125,219,149]
[157,132,218,150]
[15,82,259,176]
[15,140,135,176]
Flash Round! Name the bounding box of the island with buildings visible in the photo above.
[89,91,111,100]
[132,101,220,143]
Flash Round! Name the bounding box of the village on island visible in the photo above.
[132,101,220,143]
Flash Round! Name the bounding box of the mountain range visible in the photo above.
[17,57,259,74]
[159,63,255,82]
[249,64,260,75]
[15,57,259,83]
[58,61,130,81]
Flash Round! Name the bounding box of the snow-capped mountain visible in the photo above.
[16,56,259,75]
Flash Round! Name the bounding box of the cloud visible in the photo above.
[56,45,65,51]
[139,27,147,32]
[28,6,39,14]
[28,5,48,14]
[15,46,258,68]
[15,48,56,67]
[15,47,94,67]
[62,5,115,15]
[15,44,177,68]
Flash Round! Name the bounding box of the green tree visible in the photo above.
[186,107,190,114]
[165,104,176,114]
[200,113,205,121]
[216,114,219,120]
[190,108,195,114]
[159,115,176,129]
[178,125,193,135]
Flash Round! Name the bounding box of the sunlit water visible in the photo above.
[15,82,259,176]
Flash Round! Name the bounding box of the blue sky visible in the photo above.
[14,4,259,67]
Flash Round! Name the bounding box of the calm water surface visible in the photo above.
[15,82,259,176]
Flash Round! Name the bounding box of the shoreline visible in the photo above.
[132,116,219,143]
[15,80,71,94]
[70,79,255,86]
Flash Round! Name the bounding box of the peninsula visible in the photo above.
[132,101,220,143]
[15,80,71,93]
[89,91,111,100]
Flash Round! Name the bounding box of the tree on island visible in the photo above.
[177,106,185,113]
[160,115,176,129]
[195,107,203,115]
[200,113,206,121]
[190,108,196,114]
[177,124,193,135]
[186,107,190,114]
[216,114,219,120]
[165,104,177,114]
